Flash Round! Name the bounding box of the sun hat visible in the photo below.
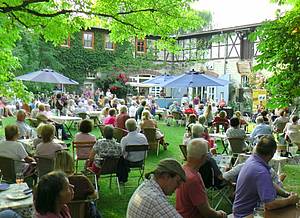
[156,158,186,181]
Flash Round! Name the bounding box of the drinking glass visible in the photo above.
[0,169,3,183]
[15,172,24,184]
[58,129,63,140]
[253,203,265,218]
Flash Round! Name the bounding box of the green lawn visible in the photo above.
[1,117,299,218]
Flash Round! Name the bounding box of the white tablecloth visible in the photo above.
[235,153,300,172]
[0,183,33,218]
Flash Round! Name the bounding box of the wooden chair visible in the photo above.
[72,141,96,172]
[35,156,54,179]
[98,156,121,195]
[179,144,187,161]
[113,127,128,143]
[68,173,99,218]
[143,128,160,156]
[125,144,149,185]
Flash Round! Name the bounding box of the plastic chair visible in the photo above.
[113,127,128,143]
[143,128,160,156]
[72,141,96,172]
[125,144,149,185]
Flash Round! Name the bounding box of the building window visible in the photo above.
[105,34,115,50]
[82,32,94,49]
[61,35,70,48]
[241,75,249,87]
[136,39,147,53]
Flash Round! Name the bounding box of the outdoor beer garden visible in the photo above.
[0,0,300,218]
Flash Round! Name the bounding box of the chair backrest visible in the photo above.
[125,144,148,164]
[179,144,187,160]
[100,157,120,175]
[68,199,90,218]
[143,128,157,144]
[72,141,96,160]
[35,156,54,178]
[113,127,128,143]
[227,138,245,154]
[0,156,16,182]
[125,144,149,152]
[67,173,99,218]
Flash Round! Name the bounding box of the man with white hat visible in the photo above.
[127,158,186,218]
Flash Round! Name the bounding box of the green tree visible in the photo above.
[250,1,300,108]
[0,0,205,101]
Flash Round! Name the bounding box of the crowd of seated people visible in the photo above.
[1,90,300,218]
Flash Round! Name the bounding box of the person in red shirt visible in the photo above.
[184,104,197,116]
[212,110,229,133]
[176,138,226,218]
[116,106,130,130]
[104,108,117,126]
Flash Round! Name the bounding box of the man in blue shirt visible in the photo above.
[233,135,298,218]
[250,116,272,145]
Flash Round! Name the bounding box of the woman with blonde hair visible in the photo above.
[54,150,99,217]
[140,110,169,149]
[33,123,46,148]
[204,104,213,126]
[36,124,64,158]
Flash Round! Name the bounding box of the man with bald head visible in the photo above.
[176,138,227,218]
[16,109,34,139]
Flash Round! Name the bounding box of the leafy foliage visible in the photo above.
[250,3,300,108]
[0,0,205,101]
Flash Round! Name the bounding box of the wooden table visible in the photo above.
[265,205,300,218]
[228,205,300,218]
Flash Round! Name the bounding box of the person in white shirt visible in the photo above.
[15,109,34,139]
[118,119,148,183]
[0,125,35,174]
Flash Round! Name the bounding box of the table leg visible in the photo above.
[64,121,74,137]
[221,139,229,154]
